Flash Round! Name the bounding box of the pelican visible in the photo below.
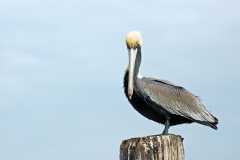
[123,31,218,134]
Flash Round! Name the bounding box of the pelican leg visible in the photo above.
[162,119,170,134]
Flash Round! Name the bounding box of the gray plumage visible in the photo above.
[137,77,218,129]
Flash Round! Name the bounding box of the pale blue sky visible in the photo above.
[0,0,239,159]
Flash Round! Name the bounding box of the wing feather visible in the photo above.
[138,77,217,125]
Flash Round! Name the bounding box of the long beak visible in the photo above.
[128,48,138,99]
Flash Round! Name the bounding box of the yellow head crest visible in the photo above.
[126,31,143,49]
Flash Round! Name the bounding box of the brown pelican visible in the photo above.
[123,31,218,134]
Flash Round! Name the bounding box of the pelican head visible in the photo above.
[126,31,143,49]
[126,31,143,99]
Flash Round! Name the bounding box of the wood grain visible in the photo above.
[120,134,184,160]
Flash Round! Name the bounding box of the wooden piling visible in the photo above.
[120,134,184,160]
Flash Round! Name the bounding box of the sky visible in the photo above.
[0,0,239,159]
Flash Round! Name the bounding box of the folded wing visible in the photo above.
[138,77,218,129]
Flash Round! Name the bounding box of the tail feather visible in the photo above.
[210,115,218,129]
[195,114,218,130]
[205,115,218,130]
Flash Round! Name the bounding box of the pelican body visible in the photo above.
[123,31,218,134]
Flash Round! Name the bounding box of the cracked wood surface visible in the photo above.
[120,134,184,160]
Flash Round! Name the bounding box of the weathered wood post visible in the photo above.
[120,134,184,160]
